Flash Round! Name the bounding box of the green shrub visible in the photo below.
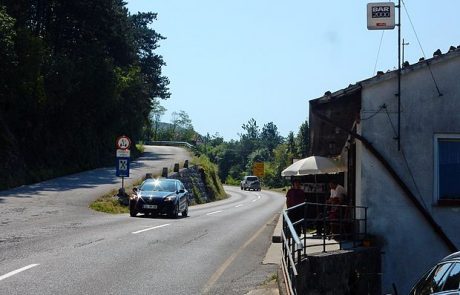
[191,184,204,204]
[225,175,240,186]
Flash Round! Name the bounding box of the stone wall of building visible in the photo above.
[296,247,381,295]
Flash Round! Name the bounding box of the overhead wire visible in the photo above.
[373,31,385,75]
[401,0,443,96]
[360,104,385,121]
[384,107,429,211]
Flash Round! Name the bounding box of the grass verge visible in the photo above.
[89,189,129,214]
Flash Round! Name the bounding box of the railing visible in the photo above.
[281,202,368,295]
[147,140,196,150]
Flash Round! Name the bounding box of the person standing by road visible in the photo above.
[327,180,347,236]
[328,180,347,204]
[285,179,305,236]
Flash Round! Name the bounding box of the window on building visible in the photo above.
[435,135,460,205]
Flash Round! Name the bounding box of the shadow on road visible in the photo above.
[0,147,185,200]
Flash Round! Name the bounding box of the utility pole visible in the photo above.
[367,1,400,150]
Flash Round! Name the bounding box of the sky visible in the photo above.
[125,0,460,141]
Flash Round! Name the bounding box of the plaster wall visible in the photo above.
[357,52,460,294]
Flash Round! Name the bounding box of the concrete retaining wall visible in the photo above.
[296,247,381,295]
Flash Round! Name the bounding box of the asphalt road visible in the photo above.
[0,146,285,295]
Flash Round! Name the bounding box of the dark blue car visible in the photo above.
[409,251,460,295]
[129,178,189,218]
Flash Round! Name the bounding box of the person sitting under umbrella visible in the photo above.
[285,179,305,236]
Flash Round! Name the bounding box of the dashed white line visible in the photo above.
[206,210,223,216]
[252,195,261,202]
[132,223,170,234]
[0,264,39,281]
[235,204,243,208]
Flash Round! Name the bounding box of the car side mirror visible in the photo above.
[133,187,138,193]
[178,189,185,193]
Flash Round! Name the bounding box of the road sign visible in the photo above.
[116,135,131,150]
[253,162,264,177]
[367,2,395,30]
[116,157,130,177]
[116,149,131,158]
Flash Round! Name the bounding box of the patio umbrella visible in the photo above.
[281,156,344,177]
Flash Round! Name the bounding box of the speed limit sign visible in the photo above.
[116,135,131,150]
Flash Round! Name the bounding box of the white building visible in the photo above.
[308,46,460,294]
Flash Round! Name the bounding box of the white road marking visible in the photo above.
[206,210,223,216]
[132,223,170,234]
[235,204,243,208]
[252,195,261,202]
[202,215,271,294]
[0,264,39,281]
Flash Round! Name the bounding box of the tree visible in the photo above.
[260,122,283,156]
[262,143,291,188]
[286,131,296,155]
[296,120,310,158]
[0,1,170,189]
[148,99,166,141]
[170,110,195,141]
[239,118,260,170]
[240,118,259,141]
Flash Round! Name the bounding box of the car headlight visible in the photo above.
[164,195,176,202]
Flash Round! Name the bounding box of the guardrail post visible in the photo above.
[184,160,189,168]
[174,163,179,172]
[162,167,168,177]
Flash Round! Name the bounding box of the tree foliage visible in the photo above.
[0,1,169,189]
[196,118,310,189]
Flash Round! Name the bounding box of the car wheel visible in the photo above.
[130,209,137,217]
[182,202,188,217]
[169,204,179,219]
[129,200,137,216]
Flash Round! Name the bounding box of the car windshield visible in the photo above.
[247,177,258,181]
[141,180,176,192]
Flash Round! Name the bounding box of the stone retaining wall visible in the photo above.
[168,165,210,203]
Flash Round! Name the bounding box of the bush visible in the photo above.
[225,175,240,186]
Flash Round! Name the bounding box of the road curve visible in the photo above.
[0,146,286,295]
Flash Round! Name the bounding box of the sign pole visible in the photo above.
[115,135,131,189]
[367,2,398,148]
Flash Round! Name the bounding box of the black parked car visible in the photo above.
[409,251,460,295]
[129,178,189,218]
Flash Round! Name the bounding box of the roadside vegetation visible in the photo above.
[0,2,308,193]
[0,2,169,190]
[89,189,130,214]
[191,155,226,201]
[194,118,310,189]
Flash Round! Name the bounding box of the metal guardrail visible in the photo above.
[281,202,368,295]
[146,141,196,150]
